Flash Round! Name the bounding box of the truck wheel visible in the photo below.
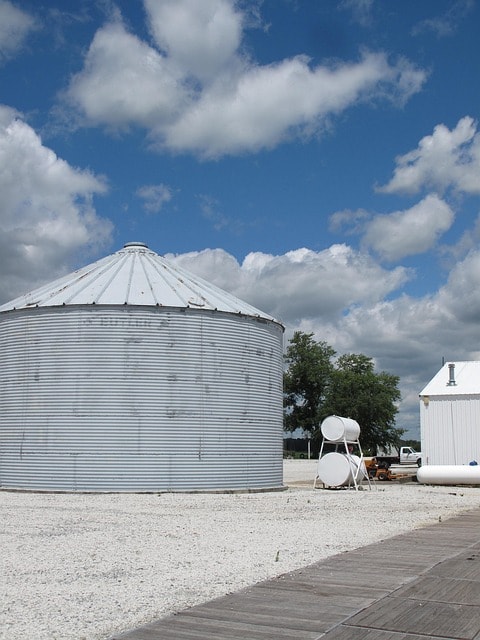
[417,458,422,467]
[378,472,388,481]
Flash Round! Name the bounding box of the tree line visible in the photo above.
[283,331,403,453]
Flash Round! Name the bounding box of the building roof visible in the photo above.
[420,361,480,397]
[0,242,282,324]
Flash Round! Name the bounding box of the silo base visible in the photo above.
[0,452,285,493]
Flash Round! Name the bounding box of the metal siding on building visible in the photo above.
[0,305,284,491]
[421,395,480,465]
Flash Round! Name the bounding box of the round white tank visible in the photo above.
[417,465,480,486]
[320,415,360,442]
[0,243,284,492]
[316,452,366,487]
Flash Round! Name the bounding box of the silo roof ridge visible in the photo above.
[0,243,282,325]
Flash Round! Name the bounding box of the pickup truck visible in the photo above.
[375,446,422,468]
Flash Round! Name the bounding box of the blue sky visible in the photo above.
[0,0,479,438]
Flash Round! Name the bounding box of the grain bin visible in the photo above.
[0,242,284,492]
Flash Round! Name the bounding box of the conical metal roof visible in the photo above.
[0,242,280,323]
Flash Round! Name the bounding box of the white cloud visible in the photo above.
[439,213,480,264]
[64,0,426,158]
[136,183,173,213]
[65,22,188,129]
[163,52,425,158]
[411,0,474,38]
[329,207,370,234]
[362,195,454,261]
[144,0,243,82]
[330,196,455,262]
[166,244,411,325]
[357,249,480,365]
[436,249,480,324]
[0,0,37,63]
[0,106,112,302]
[166,248,243,292]
[378,116,480,195]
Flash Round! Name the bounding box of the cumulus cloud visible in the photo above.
[64,0,426,158]
[330,196,454,262]
[163,52,425,158]
[439,213,480,265]
[144,0,243,82]
[136,183,173,213]
[362,195,454,261]
[378,116,480,195]
[359,249,480,360]
[0,0,37,63]
[65,22,188,129]
[165,248,243,292]
[166,244,411,324]
[0,106,112,302]
[436,249,480,324]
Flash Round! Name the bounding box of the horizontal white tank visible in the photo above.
[320,415,360,442]
[316,452,366,487]
[417,465,480,486]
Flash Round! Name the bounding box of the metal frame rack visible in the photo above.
[313,434,373,491]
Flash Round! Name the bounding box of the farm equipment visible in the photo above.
[364,457,402,481]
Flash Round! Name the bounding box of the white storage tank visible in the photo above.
[320,416,361,443]
[316,452,366,487]
[417,465,480,485]
[0,242,284,492]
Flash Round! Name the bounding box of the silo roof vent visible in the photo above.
[123,241,148,249]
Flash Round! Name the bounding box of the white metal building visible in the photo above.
[420,361,480,465]
[0,242,285,492]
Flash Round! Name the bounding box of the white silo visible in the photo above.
[0,242,284,492]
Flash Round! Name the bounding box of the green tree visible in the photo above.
[283,333,403,452]
[322,353,403,452]
[401,439,421,451]
[283,331,335,435]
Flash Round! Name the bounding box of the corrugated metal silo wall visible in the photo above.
[421,394,480,465]
[0,306,284,491]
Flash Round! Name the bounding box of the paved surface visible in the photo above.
[112,507,480,640]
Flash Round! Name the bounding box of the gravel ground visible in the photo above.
[2,459,480,640]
